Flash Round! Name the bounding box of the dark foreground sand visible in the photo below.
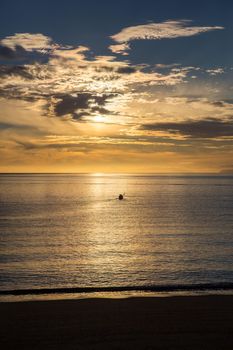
[1,295,233,350]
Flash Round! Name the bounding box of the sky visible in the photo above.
[0,0,233,173]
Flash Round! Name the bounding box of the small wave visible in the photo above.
[1,282,233,296]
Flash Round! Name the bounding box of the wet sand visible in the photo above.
[1,295,233,349]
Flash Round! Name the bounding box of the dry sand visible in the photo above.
[1,295,233,349]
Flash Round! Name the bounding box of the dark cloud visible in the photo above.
[94,65,137,74]
[14,139,91,152]
[54,94,90,117]
[182,98,233,107]
[0,65,33,79]
[0,45,16,59]
[116,66,137,74]
[94,66,114,73]
[223,99,233,104]
[0,44,26,60]
[50,93,117,120]
[0,87,45,102]
[0,46,50,64]
[201,100,233,107]
[140,118,233,138]
[0,122,14,130]
[210,101,225,107]
[0,122,46,136]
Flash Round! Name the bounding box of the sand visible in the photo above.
[1,295,233,349]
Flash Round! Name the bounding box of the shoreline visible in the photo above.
[1,295,233,349]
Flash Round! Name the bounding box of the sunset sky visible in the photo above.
[0,0,233,173]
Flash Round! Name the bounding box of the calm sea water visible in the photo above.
[0,174,233,296]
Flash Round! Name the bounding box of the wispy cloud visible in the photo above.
[109,20,224,54]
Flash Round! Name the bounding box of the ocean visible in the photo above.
[0,174,233,299]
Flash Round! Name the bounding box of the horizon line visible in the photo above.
[0,172,232,176]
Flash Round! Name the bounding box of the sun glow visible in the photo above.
[92,115,106,123]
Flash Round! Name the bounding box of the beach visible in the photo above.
[1,295,233,349]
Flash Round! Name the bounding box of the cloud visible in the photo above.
[206,68,224,76]
[1,28,232,173]
[51,46,90,61]
[0,33,67,62]
[0,32,193,123]
[140,118,233,139]
[108,43,130,55]
[0,33,230,134]
[155,63,181,69]
[116,66,137,74]
[47,93,117,120]
[110,20,224,54]
[0,33,56,52]
[112,20,224,42]
[0,65,33,79]
[0,44,27,60]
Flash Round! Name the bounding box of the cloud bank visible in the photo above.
[140,118,233,139]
